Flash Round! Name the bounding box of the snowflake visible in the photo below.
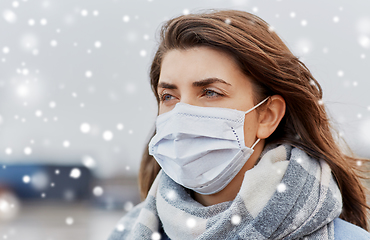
[2,47,10,54]
[63,141,70,148]
[124,201,134,211]
[80,123,91,133]
[151,232,161,240]
[70,168,81,179]
[123,15,130,23]
[337,70,344,77]
[186,218,196,228]
[66,217,74,225]
[116,224,125,232]
[103,131,113,141]
[23,175,31,183]
[277,183,286,193]
[93,186,104,196]
[231,214,241,225]
[24,147,32,155]
[3,10,17,23]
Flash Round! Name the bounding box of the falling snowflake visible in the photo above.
[3,9,17,23]
[124,201,134,211]
[24,147,32,155]
[22,175,31,183]
[167,190,176,200]
[35,110,42,117]
[116,224,125,232]
[93,186,104,196]
[49,101,56,108]
[231,214,241,225]
[103,131,113,141]
[70,168,81,179]
[186,218,196,228]
[5,148,12,155]
[81,9,88,17]
[66,217,74,225]
[358,36,370,49]
[94,41,101,48]
[63,141,70,148]
[123,15,130,23]
[140,50,147,57]
[294,39,312,55]
[80,123,91,133]
[151,232,161,240]
[117,123,124,130]
[40,18,47,25]
[82,155,96,168]
[2,47,10,54]
[50,40,58,47]
[12,1,20,8]
[183,9,190,15]
[85,70,92,78]
[277,183,286,193]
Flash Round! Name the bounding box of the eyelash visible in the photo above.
[202,88,224,98]
[159,92,174,102]
[159,88,224,102]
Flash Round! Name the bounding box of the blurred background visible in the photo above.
[0,0,369,239]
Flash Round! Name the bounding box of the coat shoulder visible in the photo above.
[334,218,370,240]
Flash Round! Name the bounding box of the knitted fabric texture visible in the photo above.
[108,144,342,240]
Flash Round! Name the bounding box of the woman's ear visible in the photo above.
[256,95,286,139]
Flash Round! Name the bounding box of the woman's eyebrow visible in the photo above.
[157,82,177,89]
[192,78,232,87]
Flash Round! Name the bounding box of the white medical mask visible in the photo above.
[148,97,270,195]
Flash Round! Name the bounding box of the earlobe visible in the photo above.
[256,95,286,139]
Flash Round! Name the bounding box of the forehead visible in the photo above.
[159,47,243,83]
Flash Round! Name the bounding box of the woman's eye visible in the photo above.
[160,93,175,102]
[203,89,222,98]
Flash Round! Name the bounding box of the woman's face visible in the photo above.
[157,46,261,148]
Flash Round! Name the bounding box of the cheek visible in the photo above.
[243,113,259,147]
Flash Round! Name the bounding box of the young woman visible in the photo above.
[109,10,370,239]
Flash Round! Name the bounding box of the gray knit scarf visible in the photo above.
[109,144,342,240]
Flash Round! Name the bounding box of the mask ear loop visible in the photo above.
[251,138,261,149]
[244,96,270,115]
[245,96,270,150]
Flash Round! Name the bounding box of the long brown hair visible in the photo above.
[138,9,370,229]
